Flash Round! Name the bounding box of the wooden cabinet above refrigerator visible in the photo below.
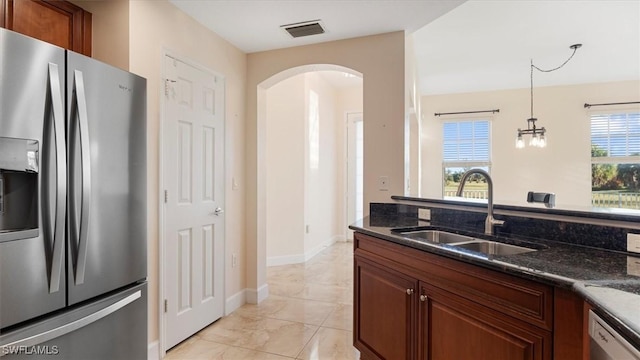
[0,0,91,56]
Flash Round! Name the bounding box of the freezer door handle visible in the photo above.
[0,290,141,350]
[70,70,92,285]
[46,63,67,294]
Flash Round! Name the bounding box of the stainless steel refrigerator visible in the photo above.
[0,28,147,359]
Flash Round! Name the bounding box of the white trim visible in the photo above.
[246,284,269,304]
[147,341,159,360]
[333,234,348,242]
[303,237,336,262]
[267,253,305,267]
[157,49,168,360]
[266,236,341,266]
[225,290,246,316]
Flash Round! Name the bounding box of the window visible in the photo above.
[442,120,491,198]
[590,112,640,209]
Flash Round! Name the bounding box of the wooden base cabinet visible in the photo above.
[354,232,565,360]
[354,257,417,360]
[418,283,551,360]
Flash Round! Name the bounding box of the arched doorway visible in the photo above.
[259,65,363,294]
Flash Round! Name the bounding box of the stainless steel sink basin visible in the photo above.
[452,240,536,256]
[394,228,541,256]
[401,230,475,244]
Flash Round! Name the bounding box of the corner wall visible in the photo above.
[246,31,406,295]
[265,75,306,263]
[265,72,349,265]
[71,0,130,70]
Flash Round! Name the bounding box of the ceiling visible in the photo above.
[169,0,465,53]
[170,0,640,96]
[415,0,640,95]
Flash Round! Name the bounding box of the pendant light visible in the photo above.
[516,44,582,149]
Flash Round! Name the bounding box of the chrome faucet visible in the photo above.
[456,169,505,235]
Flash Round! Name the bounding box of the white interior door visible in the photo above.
[346,112,363,240]
[162,55,225,350]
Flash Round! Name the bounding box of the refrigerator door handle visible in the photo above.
[47,63,67,294]
[70,70,92,285]
[0,290,141,350]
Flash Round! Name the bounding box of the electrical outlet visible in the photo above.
[232,253,238,268]
[418,208,431,221]
[628,256,640,277]
[627,233,640,254]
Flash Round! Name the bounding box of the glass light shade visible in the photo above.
[515,134,525,149]
[529,133,539,147]
[538,133,547,148]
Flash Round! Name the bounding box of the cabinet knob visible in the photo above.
[406,288,414,295]
[420,295,427,302]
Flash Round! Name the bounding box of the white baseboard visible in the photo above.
[267,253,306,267]
[148,341,159,360]
[334,234,348,242]
[246,284,269,304]
[225,289,246,315]
[303,237,336,262]
[267,236,343,266]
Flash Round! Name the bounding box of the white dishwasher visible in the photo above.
[589,310,640,360]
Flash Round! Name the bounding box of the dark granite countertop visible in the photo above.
[350,215,640,348]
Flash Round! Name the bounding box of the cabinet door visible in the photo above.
[1,0,91,55]
[354,256,417,360]
[418,283,551,360]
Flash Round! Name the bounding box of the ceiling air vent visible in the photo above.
[281,20,325,38]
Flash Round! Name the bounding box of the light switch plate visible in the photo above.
[378,176,389,191]
[628,256,640,277]
[627,233,640,254]
[418,208,431,221]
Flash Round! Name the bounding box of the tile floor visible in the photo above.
[165,241,360,360]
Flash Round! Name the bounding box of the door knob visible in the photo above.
[210,207,224,216]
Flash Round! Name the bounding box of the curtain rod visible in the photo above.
[584,101,640,108]
[434,109,499,117]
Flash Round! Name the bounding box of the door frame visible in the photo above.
[158,50,226,356]
[345,112,363,241]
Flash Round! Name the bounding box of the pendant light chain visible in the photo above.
[516,44,582,149]
[532,45,581,73]
[530,59,534,122]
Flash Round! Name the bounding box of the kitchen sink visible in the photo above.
[400,230,476,244]
[452,240,536,256]
[394,228,541,256]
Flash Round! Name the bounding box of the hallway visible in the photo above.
[165,242,359,359]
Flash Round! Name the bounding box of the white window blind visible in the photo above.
[443,120,490,163]
[591,112,640,157]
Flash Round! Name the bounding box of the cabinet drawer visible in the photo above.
[355,232,553,330]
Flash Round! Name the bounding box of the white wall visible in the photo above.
[304,72,341,255]
[126,0,247,346]
[265,75,306,263]
[265,72,349,265]
[337,84,364,233]
[421,80,640,209]
[246,32,406,295]
[71,0,129,71]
